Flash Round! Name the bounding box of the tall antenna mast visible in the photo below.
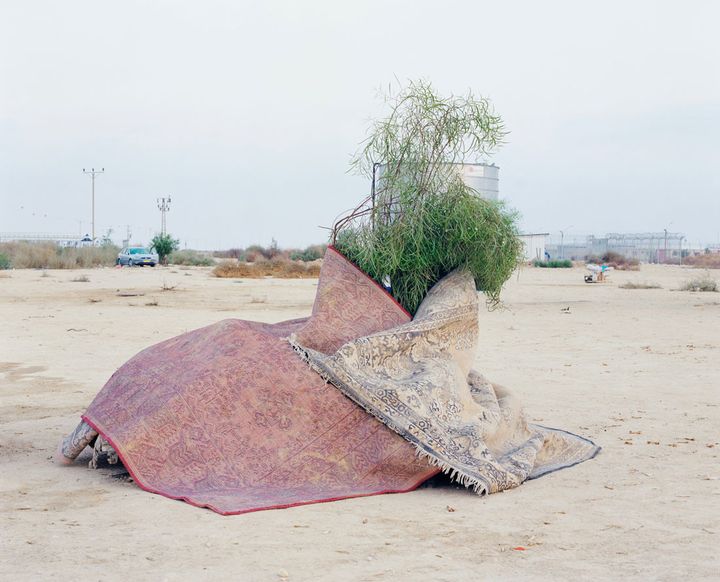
[82,167,105,241]
[157,196,172,235]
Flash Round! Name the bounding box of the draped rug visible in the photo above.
[59,248,439,514]
[291,269,600,495]
[59,248,599,513]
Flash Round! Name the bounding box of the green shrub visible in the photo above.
[0,252,10,269]
[150,234,180,265]
[333,80,518,314]
[533,259,572,268]
[336,187,522,314]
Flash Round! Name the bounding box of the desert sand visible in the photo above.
[1,263,718,581]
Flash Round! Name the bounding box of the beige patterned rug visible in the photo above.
[292,269,600,495]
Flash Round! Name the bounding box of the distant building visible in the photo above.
[519,233,549,262]
[545,232,686,263]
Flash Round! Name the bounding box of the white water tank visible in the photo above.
[458,163,499,201]
[375,163,499,201]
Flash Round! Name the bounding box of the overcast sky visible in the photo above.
[1,0,718,249]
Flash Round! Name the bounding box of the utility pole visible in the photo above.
[157,196,172,235]
[82,167,104,242]
[559,225,573,260]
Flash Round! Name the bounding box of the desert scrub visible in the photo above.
[170,250,214,266]
[533,259,572,268]
[586,252,640,271]
[684,253,720,269]
[289,245,327,262]
[0,242,118,269]
[333,79,521,314]
[150,233,180,265]
[680,275,718,292]
[213,258,320,279]
[619,281,662,289]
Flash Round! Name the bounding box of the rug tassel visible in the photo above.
[289,336,488,496]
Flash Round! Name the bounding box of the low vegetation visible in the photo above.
[680,275,718,292]
[213,258,321,279]
[150,233,180,265]
[169,249,214,266]
[0,242,119,269]
[533,259,572,268]
[683,253,720,269]
[333,80,519,314]
[0,252,10,269]
[619,281,662,289]
[586,252,640,271]
[214,243,326,263]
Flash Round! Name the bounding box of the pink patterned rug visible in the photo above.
[77,248,438,514]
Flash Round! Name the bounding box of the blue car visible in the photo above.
[117,247,159,267]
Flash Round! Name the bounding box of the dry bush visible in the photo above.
[680,275,718,292]
[213,258,321,279]
[684,254,720,269]
[214,243,327,264]
[619,281,661,290]
[0,242,119,269]
[586,252,640,271]
[170,249,214,266]
[70,275,90,283]
[214,248,246,260]
[289,244,327,262]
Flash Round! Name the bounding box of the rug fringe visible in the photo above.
[289,336,488,496]
[414,447,488,495]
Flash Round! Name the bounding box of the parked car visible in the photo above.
[117,247,159,267]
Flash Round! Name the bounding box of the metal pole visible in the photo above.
[157,196,172,235]
[83,167,104,242]
[559,225,573,260]
[91,173,95,241]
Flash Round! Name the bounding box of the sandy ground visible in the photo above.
[1,263,718,581]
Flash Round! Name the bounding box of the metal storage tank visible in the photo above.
[458,163,499,201]
[375,162,500,201]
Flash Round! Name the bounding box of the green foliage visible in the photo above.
[533,259,572,268]
[333,79,520,314]
[337,188,522,314]
[0,252,10,269]
[151,234,180,265]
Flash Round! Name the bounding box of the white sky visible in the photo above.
[1,0,718,249]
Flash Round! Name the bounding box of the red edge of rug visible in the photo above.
[81,415,439,516]
[326,245,412,319]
